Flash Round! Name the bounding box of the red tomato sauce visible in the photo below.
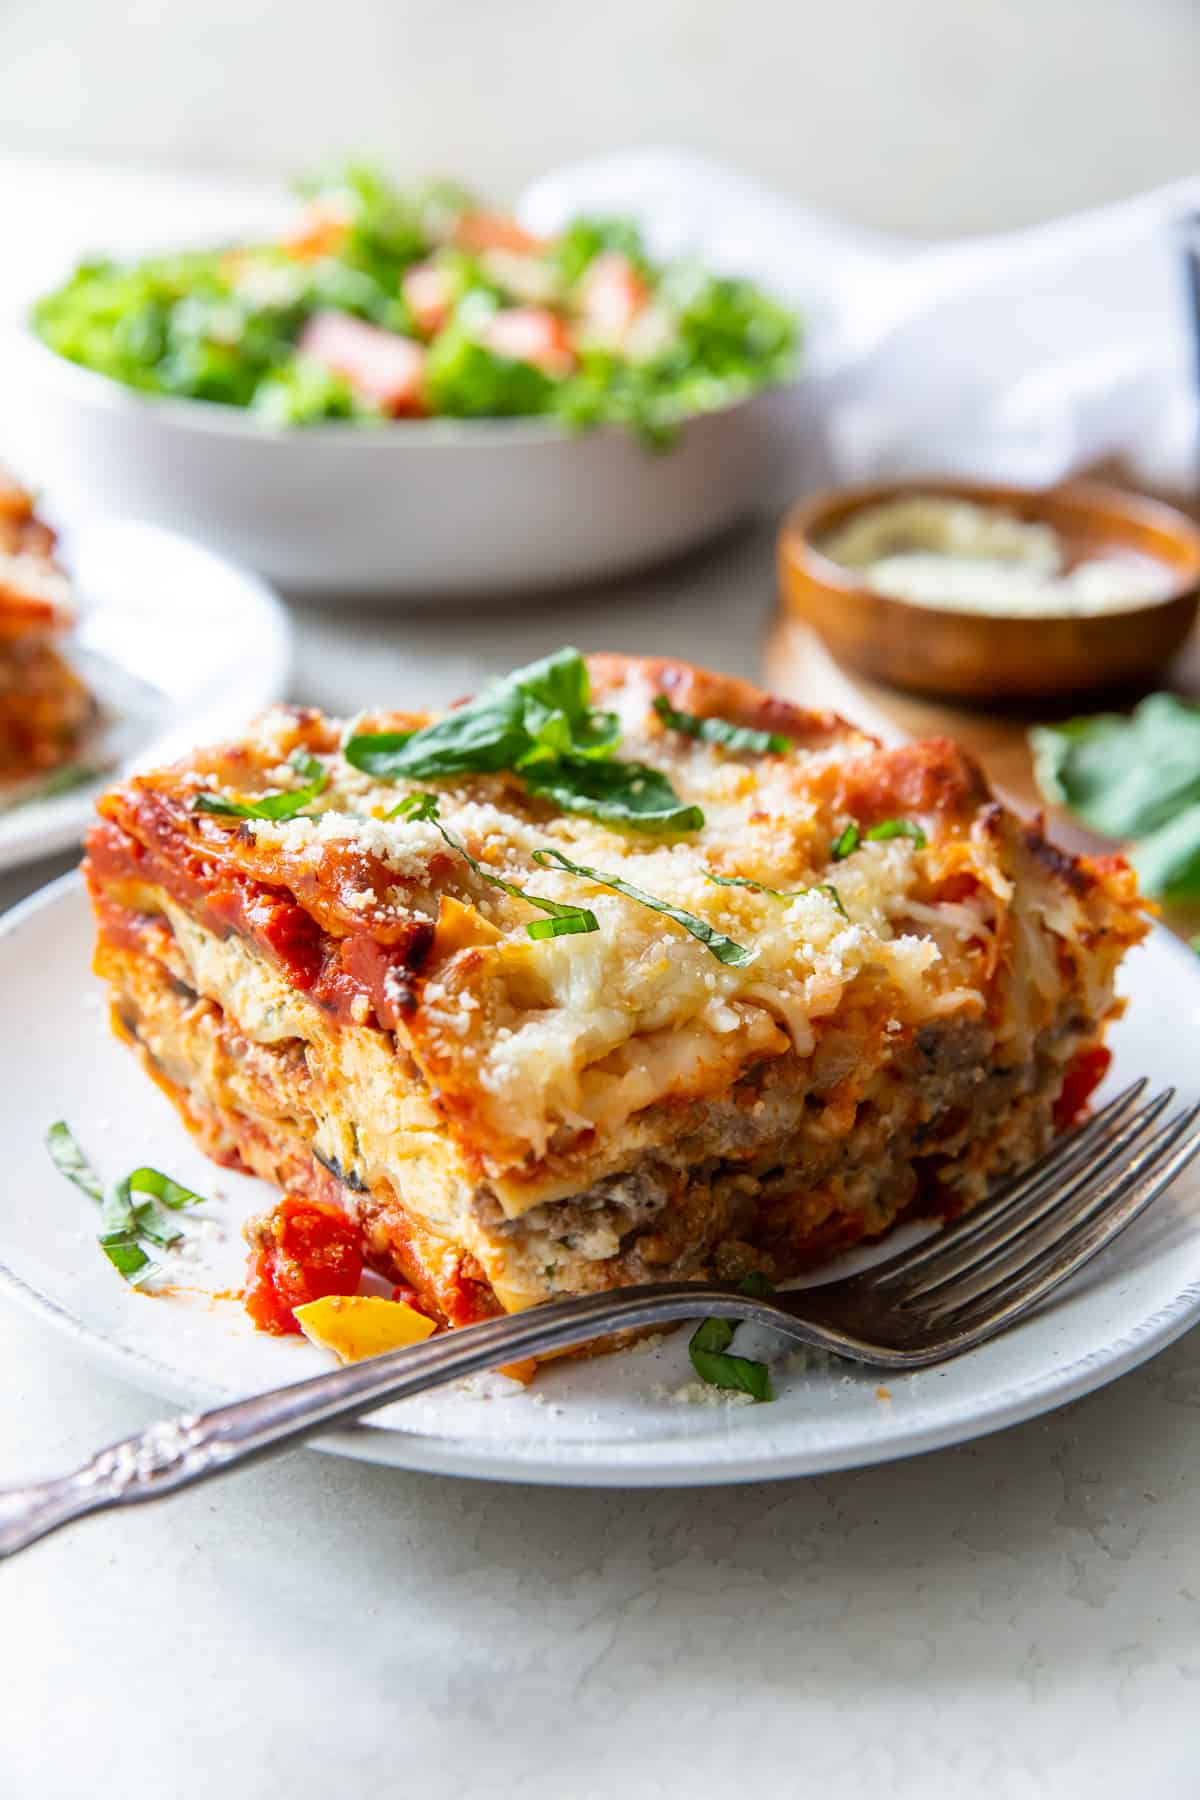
[243,1194,365,1336]
[1053,1045,1112,1130]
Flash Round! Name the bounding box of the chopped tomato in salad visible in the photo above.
[33,163,799,444]
[244,1194,365,1336]
[298,311,428,416]
[481,307,576,375]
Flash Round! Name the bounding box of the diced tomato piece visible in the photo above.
[244,1194,365,1336]
[298,311,428,416]
[482,307,575,375]
[283,200,352,263]
[1053,1045,1113,1130]
[402,262,457,337]
[578,251,648,340]
[453,211,545,255]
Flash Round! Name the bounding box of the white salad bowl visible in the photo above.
[5,328,786,602]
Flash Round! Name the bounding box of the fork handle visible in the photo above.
[0,1283,793,1559]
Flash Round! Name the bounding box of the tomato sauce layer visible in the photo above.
[86,814,432,1031]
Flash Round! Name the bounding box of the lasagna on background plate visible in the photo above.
[83,650,1147,1345]
[0,473,94,784]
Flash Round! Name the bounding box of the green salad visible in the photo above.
[32,165,800,446]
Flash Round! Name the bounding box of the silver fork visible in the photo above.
[3,1080,1197,1559]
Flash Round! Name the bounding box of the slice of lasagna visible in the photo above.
[84,650,1147,1337]
[0,473,94,783]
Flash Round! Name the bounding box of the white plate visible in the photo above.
[0,519,290,872]
[2,874,1198,1488]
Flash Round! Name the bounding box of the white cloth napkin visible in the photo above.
[4,144,1198,501]
[525,148,1200,500]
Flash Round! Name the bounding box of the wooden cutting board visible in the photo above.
[765,613,1200,945]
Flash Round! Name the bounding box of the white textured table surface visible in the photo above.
[4,527,1200,1798]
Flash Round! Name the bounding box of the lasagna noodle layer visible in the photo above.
[95,901,1100,1319]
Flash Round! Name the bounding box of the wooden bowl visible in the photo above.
[777,478,1200,702]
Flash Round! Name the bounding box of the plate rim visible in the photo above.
[3,871,1200,1488]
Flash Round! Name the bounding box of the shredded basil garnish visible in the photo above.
[45,1120,103,1201]
[688,1316,772,1401]
[829,817,926,860]
[194,749,329,821]
[521,757,704,834]
[45,1124,208,1285]
[344,649,702,834]
[652,694,791,755]
[389,793,599,940]
[864,818,927,849]
[704,869,847,919]
[532,846,751,966]
[126,1167,208,1211]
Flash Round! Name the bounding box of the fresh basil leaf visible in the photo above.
[132,1202,184,1250]
[388,793,599,939]
[522,756,704,833]
[127,1167,208,1210]
[526,913,599,940]
[346,693,526,780]
[44,1129,205,1283]
[345,649,618,782]
[1130,802,1200,902]
[99,1177,158,1284]
[814,883,849,920]
[691,1316,734,1355]
[831,824,860,861]
[704,869,847,918]
[689,1346,773,1400]
[45,1121,103,1202]
[533,846,750,965]
[688,1316,772,1400]
[1031,695,1200,840]
[345,651,699,833]
[652,693,791,755]
[99,1234,155,1282]
[194,748,329,821]
[738,1271,775,1297]
[864,818,927,849]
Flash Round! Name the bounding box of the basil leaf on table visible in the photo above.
[1129,803,1200,902]
[1031,695,1200,840]
[1031,693,1200,901]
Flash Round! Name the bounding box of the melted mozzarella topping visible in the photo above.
[193,700,992,1173]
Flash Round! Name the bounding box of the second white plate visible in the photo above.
[0,517,290,872]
